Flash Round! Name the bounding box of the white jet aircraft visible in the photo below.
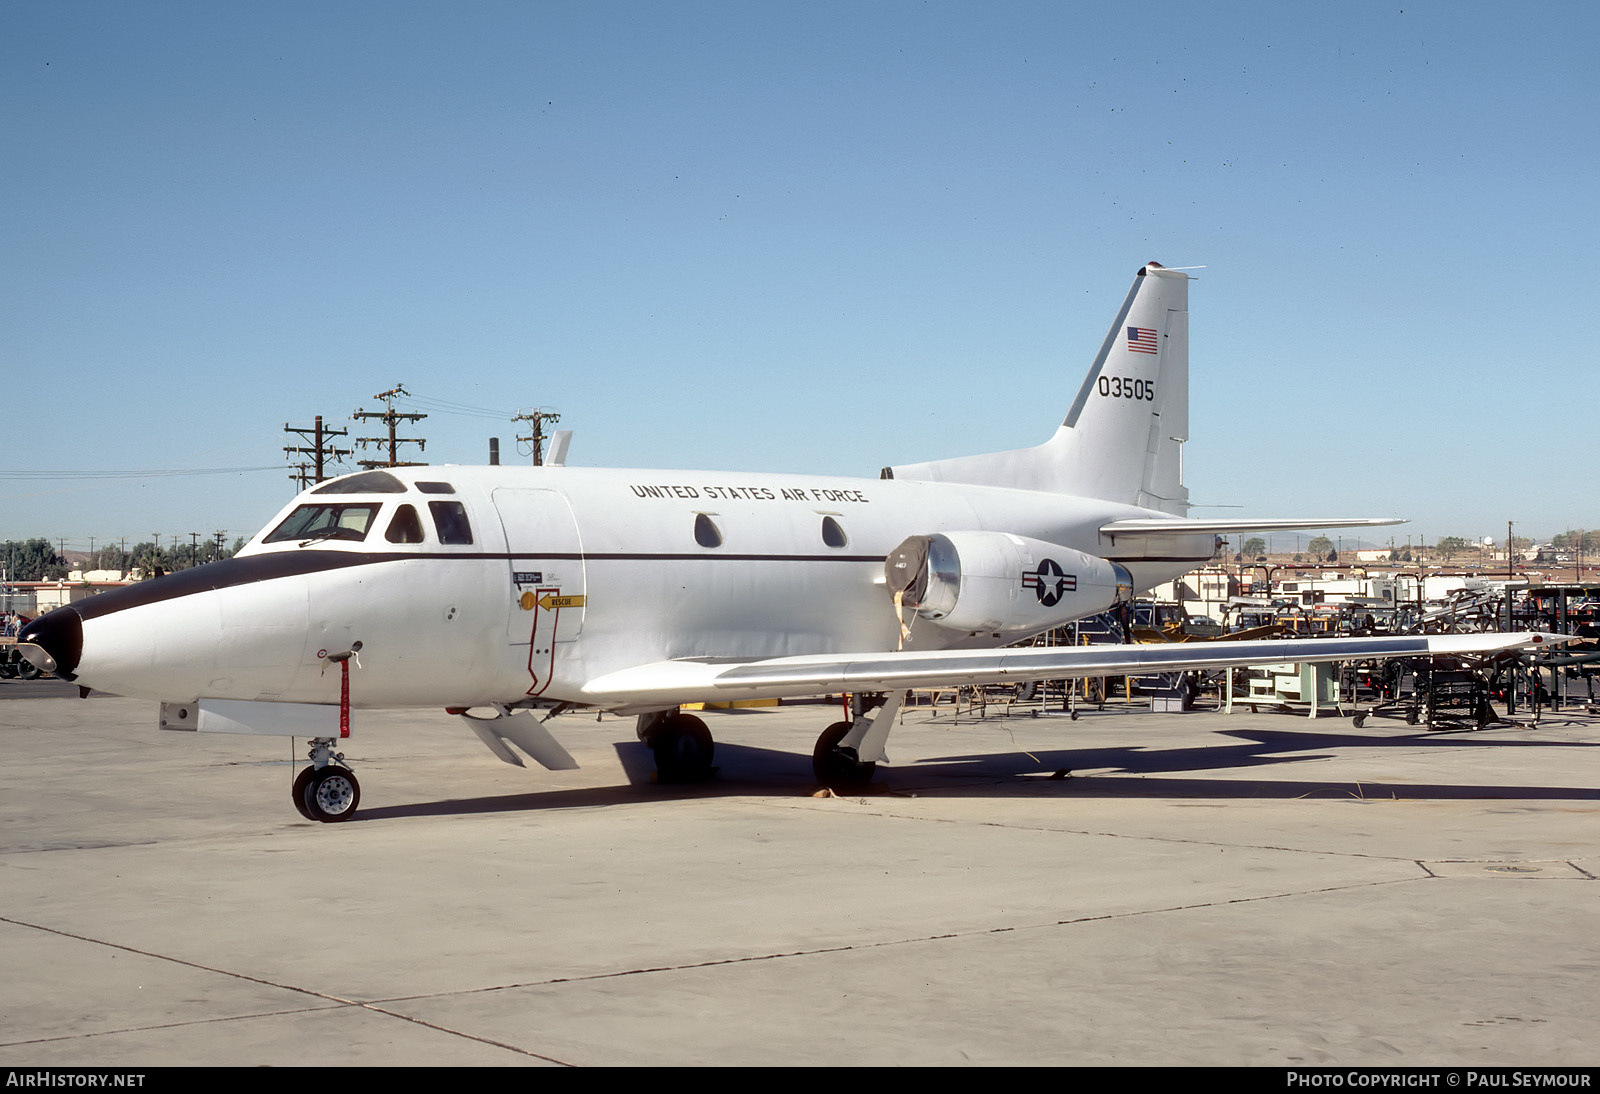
[18,262,1558,821]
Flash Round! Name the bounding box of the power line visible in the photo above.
[0,466,282,480]
[397,393,518,420]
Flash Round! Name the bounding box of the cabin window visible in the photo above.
[416,481,455,494]
[311,470,407,494]
[263,503,381,544]
[821,516,848,548]
[384,504,425,544]
[428,501,474,545]
[694,513,722,548]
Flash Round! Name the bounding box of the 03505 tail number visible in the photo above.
[1098,376,1155,400]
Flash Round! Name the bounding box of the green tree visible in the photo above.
[128,541,168,576]
[1,538,66,581]
[1307,535,1333,555]
[89,545,129,572]
[1242,537,1266,558]
[1436,536,1469,560]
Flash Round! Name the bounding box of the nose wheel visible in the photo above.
[302,766,360,821]
[292,739,361,822]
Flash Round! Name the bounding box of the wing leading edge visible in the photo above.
[579,632,1568,709]
[1100,517,1405,536]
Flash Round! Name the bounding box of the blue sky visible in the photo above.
[4,1,1595,553]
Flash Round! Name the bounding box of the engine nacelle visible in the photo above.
[885,532,1133,636]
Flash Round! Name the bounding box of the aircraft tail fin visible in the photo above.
[889,261,1190,514]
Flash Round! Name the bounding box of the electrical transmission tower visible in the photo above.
[283,415,353,489]
[513,407,561,465]
[352,385,428,469]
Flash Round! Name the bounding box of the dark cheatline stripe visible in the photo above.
[61,545,1195,625]
[69,551,393,621]
[62,549,888,622]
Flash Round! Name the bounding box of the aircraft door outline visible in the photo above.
[492,488,586,696]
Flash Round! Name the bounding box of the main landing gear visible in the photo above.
[637,692,904,789]
[812,692,902,791]
[292,737,361,822]
[813,720,876,788]
[637,710,716,782]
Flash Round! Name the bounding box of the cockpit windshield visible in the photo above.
[263,503,382,545]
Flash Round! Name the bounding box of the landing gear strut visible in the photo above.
[293,737,361,822]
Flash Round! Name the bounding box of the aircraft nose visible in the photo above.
[17,606,83,680]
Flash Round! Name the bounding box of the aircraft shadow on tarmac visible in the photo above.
[349,721,1599,821]
[893,724,1600,803]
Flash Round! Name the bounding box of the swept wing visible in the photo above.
[581,632,1566,709]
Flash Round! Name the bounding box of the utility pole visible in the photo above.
[353,385,427,469]
[284,415,352,488]
[512,407,561,465]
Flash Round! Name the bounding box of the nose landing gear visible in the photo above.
[292,738,361,822]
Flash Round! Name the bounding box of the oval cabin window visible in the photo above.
[694,513,723,548]
[821,516,847,548]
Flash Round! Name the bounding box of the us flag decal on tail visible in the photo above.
[1126,326,1158,354]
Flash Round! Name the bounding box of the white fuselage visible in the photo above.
[70,464,1212,709]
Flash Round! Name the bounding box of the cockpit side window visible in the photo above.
[384,504,426,544]
[428,501,474,545]
[263,503,381,544]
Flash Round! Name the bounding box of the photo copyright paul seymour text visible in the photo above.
[1287,1075,1592,1089]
